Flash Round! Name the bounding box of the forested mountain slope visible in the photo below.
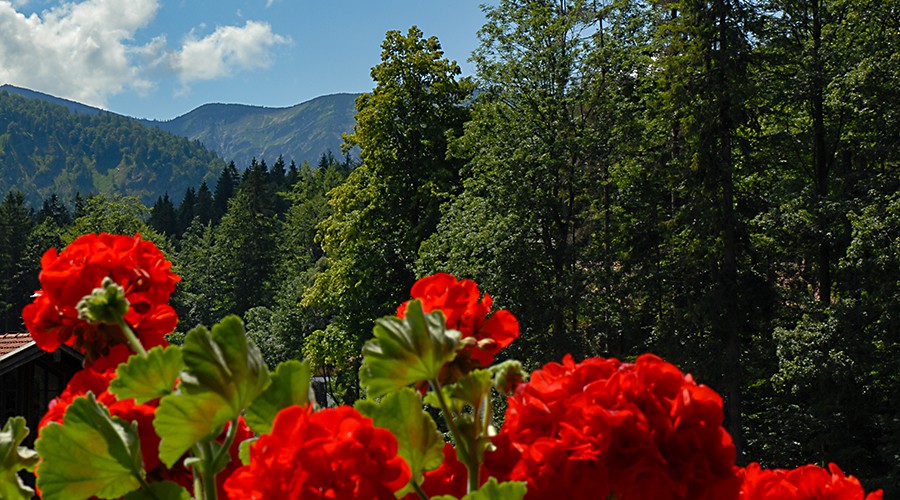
[0,90,223,205]
[149,93,358,168]
[2,83,359,169]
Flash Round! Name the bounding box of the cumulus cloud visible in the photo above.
[167,21,289,83]
[0,0,158,106]
[0,0,289,107]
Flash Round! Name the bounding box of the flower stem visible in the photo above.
[117,317,147,357]
[430,378,479,493]
[201,441,218,500]
[211,418,239,472]
[135,474,159,499]
[430,379,467,456]
[412,479,429,500]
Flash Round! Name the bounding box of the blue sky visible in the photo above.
[0,0,491,120]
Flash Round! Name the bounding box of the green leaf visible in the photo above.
[179,315,270,402]
[0,417,38,500]
[239,437,257,466]
[432,478,527,500]
[123,481,192,500]
[245,360,312,434]
[359,300,460,397]
[35,393,144,500]
[423,370,493,415]
[110,345,184,404]
[154,392,235,467]
[356,387,444,491]
[447,370,493,408]
[154,316,270,467]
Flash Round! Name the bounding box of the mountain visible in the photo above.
[147,94,359,168]
[0,84,104,117]
[1,84,360,169]
[0,89,224,205]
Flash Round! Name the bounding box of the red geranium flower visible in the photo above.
[397,273,519,370]
[499,354,741,500]
[23,233,180,362]
[739,462,883,499]
[224,405,411,499]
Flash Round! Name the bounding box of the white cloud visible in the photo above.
[0,0,158,106]
[167,21,289,83]
[0,1,289,106]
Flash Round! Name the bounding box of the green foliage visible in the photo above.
[432,478,527,500]
[109,346,184,404]
[301,323,357,405]
[154,316,269,467]
[359,300,461,398]
[65,195,166,248]
[122,481,191,500]
[243,306,289,369]
[171,218,219,330]
[211,185,279,317]
[35,394,144,500]
[0,417,38,500]
[302,323,355,374]
[304,27,474,395]
[0,191,34,331]
[245,360,313,434]
[355,387,444,492]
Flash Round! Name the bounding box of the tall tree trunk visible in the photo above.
[811,0,832,304]
[715,0,743,458]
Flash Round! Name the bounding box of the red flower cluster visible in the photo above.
[739,462,883,499]
[497,354,741,500]
[397,273,519,369]
[224,405,411,499]
[23,233,180,362]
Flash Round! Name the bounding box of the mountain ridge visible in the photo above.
[0,84,359,168]
[0,88,224,206]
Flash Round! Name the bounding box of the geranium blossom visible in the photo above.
[498,354,741,499]
[397,273,519,370]
[224,405,411,499]
[23,233,180,362]
[739,462,883,499]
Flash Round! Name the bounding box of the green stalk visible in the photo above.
[135,473,160,500]
[117,317,148,357]
[411,479,430,500]
[429,379,467,459]
[211,418,239,473]
[430,378,480,494]
[200,441,218,500]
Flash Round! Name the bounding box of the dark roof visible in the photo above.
[0,332,33,357]
[0,333,83,376]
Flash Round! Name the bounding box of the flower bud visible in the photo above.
[77,277,130,325]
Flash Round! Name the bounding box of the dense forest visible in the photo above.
[1,0,897,494]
